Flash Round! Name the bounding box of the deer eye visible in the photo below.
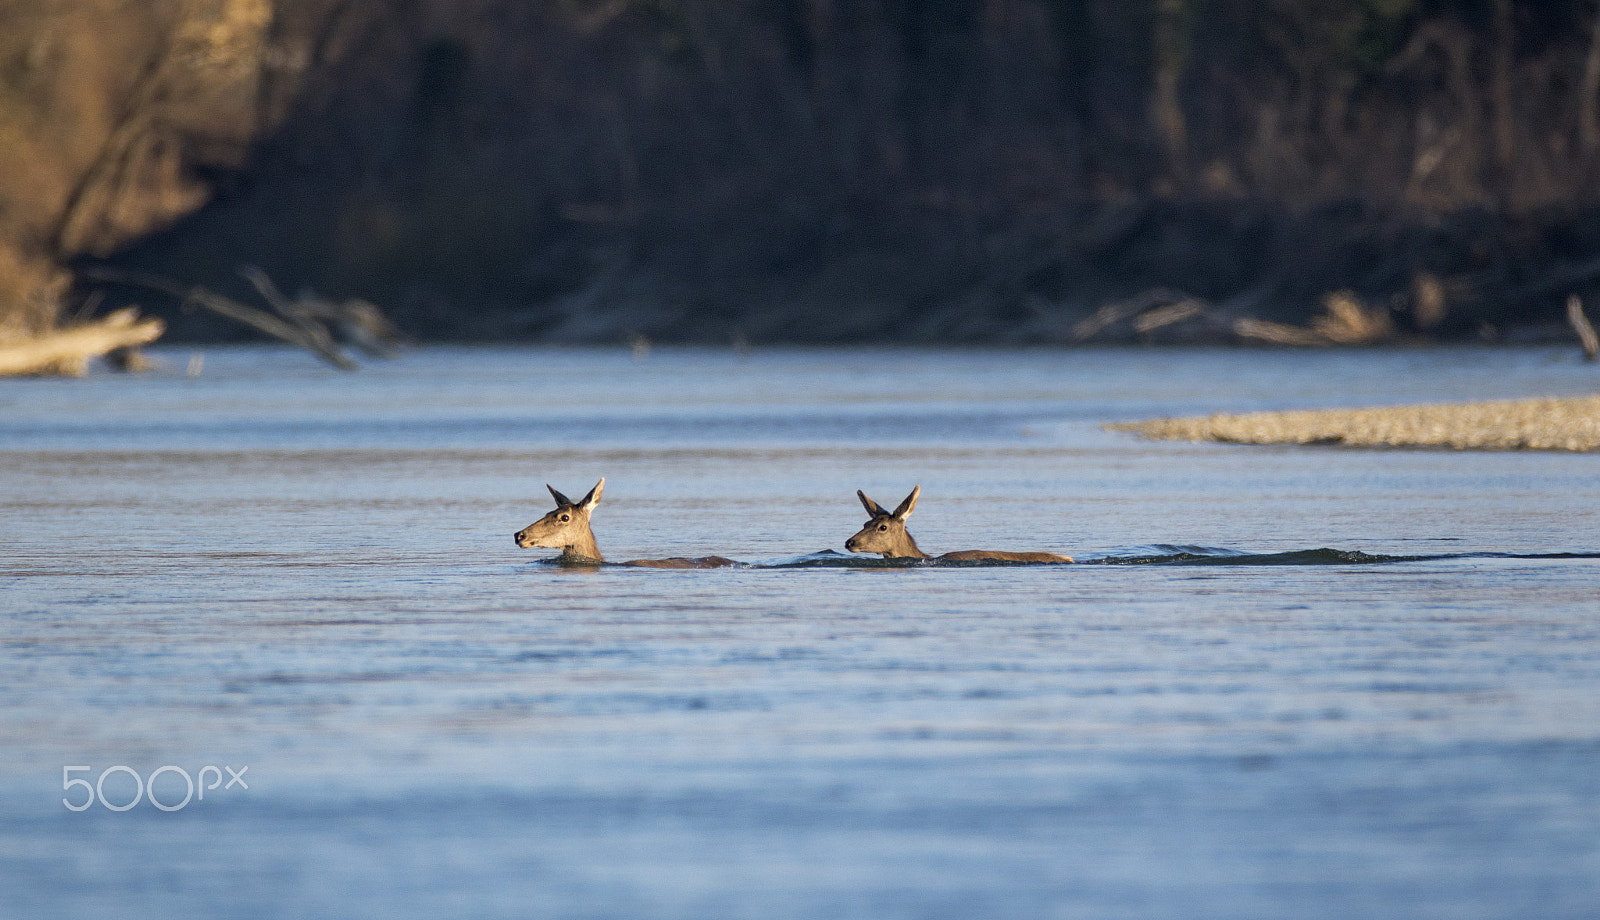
[559,513,570,522]
[877,523,888,532]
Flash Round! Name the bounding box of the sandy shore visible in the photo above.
[1110,394,1600,452]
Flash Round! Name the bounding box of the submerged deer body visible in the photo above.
[844,486,1073,563]
[513,479,738,568]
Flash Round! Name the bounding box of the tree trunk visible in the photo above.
[1579,0,1600,157]
[1150,0,1190,186]
[1489,0,1516,202]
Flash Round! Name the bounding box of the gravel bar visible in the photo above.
[1109,394,1600,451]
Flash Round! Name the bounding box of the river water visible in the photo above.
[2,345,1598,918]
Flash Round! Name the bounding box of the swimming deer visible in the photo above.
[844,486,1073,563]
[513,478,738,568]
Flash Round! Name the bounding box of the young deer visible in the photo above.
[844,486,1073,563]
[513,478,738,568]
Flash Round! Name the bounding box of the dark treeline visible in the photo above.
[9,0,1600,344]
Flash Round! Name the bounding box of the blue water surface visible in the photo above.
[2,345,1597,918]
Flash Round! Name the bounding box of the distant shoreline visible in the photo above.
[1110,395,1600,452]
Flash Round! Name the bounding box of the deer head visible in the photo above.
[844,485,928,558]
[514,478,604,561]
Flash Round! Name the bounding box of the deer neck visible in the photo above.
[560,525,602,563]
[893,531,930,559]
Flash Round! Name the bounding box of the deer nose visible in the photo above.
[845,537,857,551]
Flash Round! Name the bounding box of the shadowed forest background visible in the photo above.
[6,0,1600,345]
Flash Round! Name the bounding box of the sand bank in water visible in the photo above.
[1110,394,1600,452]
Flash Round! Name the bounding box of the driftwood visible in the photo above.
[1132,299,1206,335]
[1311,291,1393,343]
[0,308,164,376]
[1569,295,1600,361]
[1073,288,1191,341]
[82,266,358,369]
[1233,291,1394,347]
[239,266,407,357]
[1231,317,1332,346]
[234,265,350,363]
[1071,287,1220,343]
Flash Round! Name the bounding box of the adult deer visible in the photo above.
[843,486,1073,563]
[513,478,739,568]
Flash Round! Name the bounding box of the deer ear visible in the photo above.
[547,484,573,507]
[857,490,887,517]
[892,485,920,520]
[577,477,604,511]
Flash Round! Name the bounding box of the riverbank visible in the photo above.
[1110,394,1600,452]
[15,1,1600,350]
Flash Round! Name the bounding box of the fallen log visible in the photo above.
[0,308,164,377]
[1072,287,1200,342]
[1231,317,1332,346]
[1132,299,1205,334]
[81,266,357,369]
[240,265,406,358]
[237,265,350,362]
[1233,291,1394,347]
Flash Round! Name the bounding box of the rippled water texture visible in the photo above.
[2,346,1598,918]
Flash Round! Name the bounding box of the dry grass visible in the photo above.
[1110,395,1600,452]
